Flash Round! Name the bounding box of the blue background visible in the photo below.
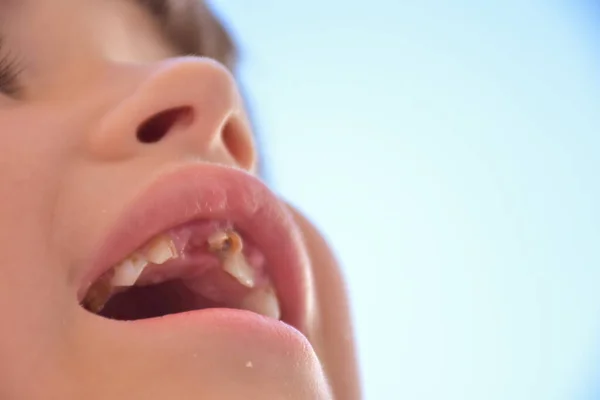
[213,1,600,398]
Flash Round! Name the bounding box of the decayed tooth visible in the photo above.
[82,279,112,313]
[142,234,178,264]
[208,230,242,254]
[240,284,281,320]
[110,235,178,287]
[208,230,256,288]
[81,235,178,313]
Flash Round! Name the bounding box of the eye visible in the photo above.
[0,54,22,96]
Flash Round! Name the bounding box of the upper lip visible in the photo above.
[77,163,311,331]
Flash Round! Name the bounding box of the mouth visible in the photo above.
[77,164,310,330]
[82,222,280,321]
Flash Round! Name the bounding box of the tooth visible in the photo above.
[240,284,281,320]
[82,235,178,313]
[142,234,178,264]
[223,252,256,288]
[109,253,149,287]
[208,230,256,288]
[82,279,112,313]
[208,230,242,254]
[109,235,177,287]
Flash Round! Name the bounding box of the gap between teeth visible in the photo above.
[82,230,280,320]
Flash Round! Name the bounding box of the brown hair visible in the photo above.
[139,0,238,71]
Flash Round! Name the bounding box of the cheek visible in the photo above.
[0,107,68,246]
[0,107,78,396]
[285,204,361,399]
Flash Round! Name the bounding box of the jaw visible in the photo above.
[58,306,335,400]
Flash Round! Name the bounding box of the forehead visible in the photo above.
[0,0,236,70]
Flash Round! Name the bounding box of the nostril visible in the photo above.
[136,106,193,144]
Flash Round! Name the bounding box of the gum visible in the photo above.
[134,220,267,287]
[82,219,270,313]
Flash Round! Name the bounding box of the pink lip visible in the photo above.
[77,163,311,332]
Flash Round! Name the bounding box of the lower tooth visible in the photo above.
[240,284,281,320]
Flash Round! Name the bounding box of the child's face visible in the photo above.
[0,1,359,399]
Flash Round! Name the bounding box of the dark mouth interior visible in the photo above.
[97,280,218,320]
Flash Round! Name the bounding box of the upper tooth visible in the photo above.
[143,234,178,264]
[208,230,242,254]
[82,279,112,313]
[208,230,256,288]
[109,253,149,287]
[110,235,178,287]
[240,284,281,320]
[222,252,256,288]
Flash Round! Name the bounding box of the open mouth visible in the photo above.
[80,219,280,321]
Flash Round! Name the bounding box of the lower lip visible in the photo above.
[99,307,307,342]
[85,308,316,375]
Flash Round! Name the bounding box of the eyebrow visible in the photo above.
[135,0,237,71]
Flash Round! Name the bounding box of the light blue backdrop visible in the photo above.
[212,1,600,399]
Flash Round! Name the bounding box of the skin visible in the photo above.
[0,0,361,399]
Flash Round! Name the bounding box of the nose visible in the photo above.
[88,57,256,171]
